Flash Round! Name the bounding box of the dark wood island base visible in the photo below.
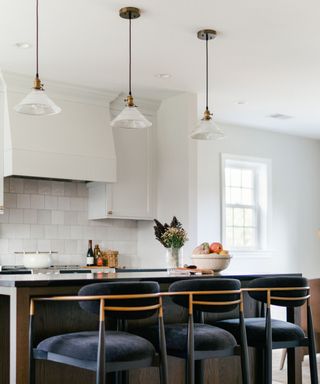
[0,272,302,384]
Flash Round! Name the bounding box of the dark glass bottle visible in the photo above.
[86,240,94,266]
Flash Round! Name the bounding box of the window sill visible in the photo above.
[229,249,273,258]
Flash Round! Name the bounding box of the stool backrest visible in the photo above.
[248,276,309,307]
[169,278,241,313]
[78,281,160,319]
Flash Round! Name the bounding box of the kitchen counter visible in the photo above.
[0,271,303,384]
[0,270,301,287]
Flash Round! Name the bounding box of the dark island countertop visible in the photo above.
[0,271,302,288]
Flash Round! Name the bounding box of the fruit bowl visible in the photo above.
[191,254,232,272]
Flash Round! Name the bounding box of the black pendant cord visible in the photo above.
[36,0,39,79]
[128,14,132,96]
[205,33,209,112]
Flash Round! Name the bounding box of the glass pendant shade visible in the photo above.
[111,105,152,129]
[192,29,224,140]
[114,7,151,129]
[15,0,61,116]
[15,88,61,116]
[190,118,224,140]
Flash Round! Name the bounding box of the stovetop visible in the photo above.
[0,265,115,275]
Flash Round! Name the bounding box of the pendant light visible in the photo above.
[191,30,224,140]
[111,7,152,129]
[15,0,61,116]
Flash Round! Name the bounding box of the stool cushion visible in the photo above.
[133,323,237,354]
[214,318,305,345]
[36,330,155,362]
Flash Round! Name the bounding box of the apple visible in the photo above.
[209,242,223,254]
[219,250,229,256]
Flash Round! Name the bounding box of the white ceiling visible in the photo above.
[1,0,320,138]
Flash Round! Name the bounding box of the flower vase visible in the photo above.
[166,247,183,269]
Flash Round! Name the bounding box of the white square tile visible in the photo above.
[30,195,45,209]
[17,194,31,209]
[10,178,24,193]
[77,211,88,225]
[70,197,85,211]
[64,182,77,197]
[0,209,9,223]
[0,239,9,253]
[95,226,108,239]
[24,180,39,194]
[58,196,70,210]
[30,225,45,239]
[65,239,78,254]
[77,183,88,197]
[38,180,52,195]
[58,225,71,239]
[9,208,24,224]
[4,177,10,193]
[8,239,23,252]
[22,239,37,252]
[23,209,37,224]
[82,226,95,239]
[52,210,64,225]
[37,239,51,252]
[4,193,17,208]
[70,225,83,239]
[44,196,58,210]
[52,181,65,196]
[64,211,78,225]
[44,225,58,239]
[37,210,52,225]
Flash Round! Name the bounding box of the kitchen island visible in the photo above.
[0,271,302,384]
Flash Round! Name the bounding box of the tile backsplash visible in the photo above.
[0,177,137,267]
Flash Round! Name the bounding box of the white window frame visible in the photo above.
[220,153,272,254]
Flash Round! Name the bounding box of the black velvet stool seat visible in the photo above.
[135,278,250,384]
[214,276,318,384]
[29,281,168,384]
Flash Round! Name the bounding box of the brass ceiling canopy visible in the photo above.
[197,29,217,41]
[119,7,140,20]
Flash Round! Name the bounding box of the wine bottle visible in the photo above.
[86,240,94,266]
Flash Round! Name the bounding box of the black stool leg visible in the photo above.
[307,304,319,384]
[195,360,204,384]
[265,307,272,384]
[187,314,194,384]
[239,311,250,384]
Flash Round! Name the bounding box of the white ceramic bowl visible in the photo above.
[23,253,52,269]
[191,254,232,272]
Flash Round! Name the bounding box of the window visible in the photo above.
[221,154,271,251]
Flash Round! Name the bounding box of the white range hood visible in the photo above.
[1,72,117,182]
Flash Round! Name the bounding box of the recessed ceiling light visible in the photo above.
[268,113,293,120]
[15,42,32,49]
[235,101,247,105]
[155,73,172,79]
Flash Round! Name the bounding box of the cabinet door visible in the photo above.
[110,123,155,220]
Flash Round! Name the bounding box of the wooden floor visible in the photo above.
[272,350,320,384]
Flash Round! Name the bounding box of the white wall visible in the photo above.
[137,92,198,267]
[197,122,320,278]
[0,177,137,267]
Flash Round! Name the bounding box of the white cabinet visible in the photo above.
[88,97,158,220]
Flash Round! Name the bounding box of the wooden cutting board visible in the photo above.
[175,267,214,275]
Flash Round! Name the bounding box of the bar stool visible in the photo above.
[214,276,318,384]
[29,281,168,384]
[134,278,250,384]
